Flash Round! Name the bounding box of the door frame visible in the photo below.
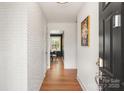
[47,32,64,69]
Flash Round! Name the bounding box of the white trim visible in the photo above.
[38,71,46,91]
[77,76,87,91]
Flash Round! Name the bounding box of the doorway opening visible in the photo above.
[50,33,64,69]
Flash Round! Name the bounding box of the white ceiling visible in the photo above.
[40,2,83,22]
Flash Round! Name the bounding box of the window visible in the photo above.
[50,36,61,51]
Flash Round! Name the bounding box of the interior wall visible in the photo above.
[47,23,77,69]
[27,3,47,91]
[0,2,47,91]
[0,3,27,90]
[77,2,99,90]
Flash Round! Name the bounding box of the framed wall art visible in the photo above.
[81,16,90,47]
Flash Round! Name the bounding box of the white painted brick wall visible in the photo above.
[27,3,47,91]
[0,3,47,91]
[0,3,27,90]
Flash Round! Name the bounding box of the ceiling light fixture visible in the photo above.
[57,2,68,4]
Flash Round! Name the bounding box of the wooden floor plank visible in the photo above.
[40,57,82,91]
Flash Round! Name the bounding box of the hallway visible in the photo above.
[1,1,124,91]
[0,2,99,91]
[40,57,82,91]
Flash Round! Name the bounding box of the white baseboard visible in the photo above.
[39,71,46,91]
[64,67,77,69]
[77,76,87,91]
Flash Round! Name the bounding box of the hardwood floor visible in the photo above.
[40,57,82,91]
